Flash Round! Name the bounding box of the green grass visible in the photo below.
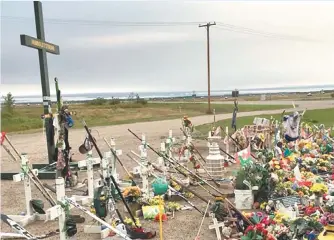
[1,102,291,133]
[195,108,334,136]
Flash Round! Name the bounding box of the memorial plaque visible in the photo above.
[270,196,302,208]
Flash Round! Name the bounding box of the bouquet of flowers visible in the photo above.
[310,183,328,197]
[326,198,334,213]
[320,212,334,226]
[122,186,141,203]
[242,223,275,240]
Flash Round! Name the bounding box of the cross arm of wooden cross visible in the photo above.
[20,34,60,55]
[208,216,225,240]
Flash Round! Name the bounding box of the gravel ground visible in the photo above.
[1,101,333,239]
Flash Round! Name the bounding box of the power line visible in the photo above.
[215,24,316,42]
[1,15,318,42]
[1,16,201,26]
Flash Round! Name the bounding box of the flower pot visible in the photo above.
[315,196,323,206]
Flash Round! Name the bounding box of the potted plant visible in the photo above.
[235,163,270,209]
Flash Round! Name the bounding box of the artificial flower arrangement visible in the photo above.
[148,196,164,206]
[304,206,321,216]
[243,212,293,240]
[320,212,334,226]
[242,224,276,240]
[169,180,194,198]
[123,186,142,203]
[124,216,141,228]
[165,202,181,212]
[256,149,274,164]
[243,209,327,240]
[310,182,328,197]
[269,158,281,170]
[320,198,334,226]
[325,198,334,213]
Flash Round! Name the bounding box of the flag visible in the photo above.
[234,145,253,166]
[0,132,6,145]
[294,164,302,181]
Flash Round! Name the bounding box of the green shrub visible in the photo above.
[136,98,148,105]
[88,97,108,105]
[109,98,121,105]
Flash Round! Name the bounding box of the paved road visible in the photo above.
[2,101,333,169]
[154,99,334,106]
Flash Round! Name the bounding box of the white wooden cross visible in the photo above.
[208,213,224,240]
[139,134,150,199]
[109,138,123,183]
[9,154,46,226]
[45,177,70,240]
[73,150,102,205]
[165,130,176,163]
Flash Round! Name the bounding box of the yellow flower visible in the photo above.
[260,202,267,210]
[310,183,328,194]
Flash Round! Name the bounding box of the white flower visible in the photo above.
[271,173,279,182]
[267,225,274,233]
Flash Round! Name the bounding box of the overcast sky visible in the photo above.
[1,1,334,96]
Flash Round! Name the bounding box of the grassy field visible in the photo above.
[0,102,292,133]
[195,108,334,136]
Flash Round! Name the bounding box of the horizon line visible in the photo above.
[7,84,334,97]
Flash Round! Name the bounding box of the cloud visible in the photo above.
[1,1,334,95]
[67,31,195,49]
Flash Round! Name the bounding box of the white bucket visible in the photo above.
[234,189,254,210]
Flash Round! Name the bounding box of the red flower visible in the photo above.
[267,234,276,240]
[261,216,271,226]
[305,206,320,215]
[299,181,312,187]
[245,225,254,234]
[255,223,265,233]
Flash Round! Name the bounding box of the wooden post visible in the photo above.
[20,1,60,164]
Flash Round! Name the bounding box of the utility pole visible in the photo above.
[199,22,216,114]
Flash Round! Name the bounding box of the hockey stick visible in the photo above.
[63,197,132,240]
[0,214,59,240]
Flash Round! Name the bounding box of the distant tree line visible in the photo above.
[89,94,147,106]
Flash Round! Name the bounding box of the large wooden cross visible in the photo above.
[21,1,60,164]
